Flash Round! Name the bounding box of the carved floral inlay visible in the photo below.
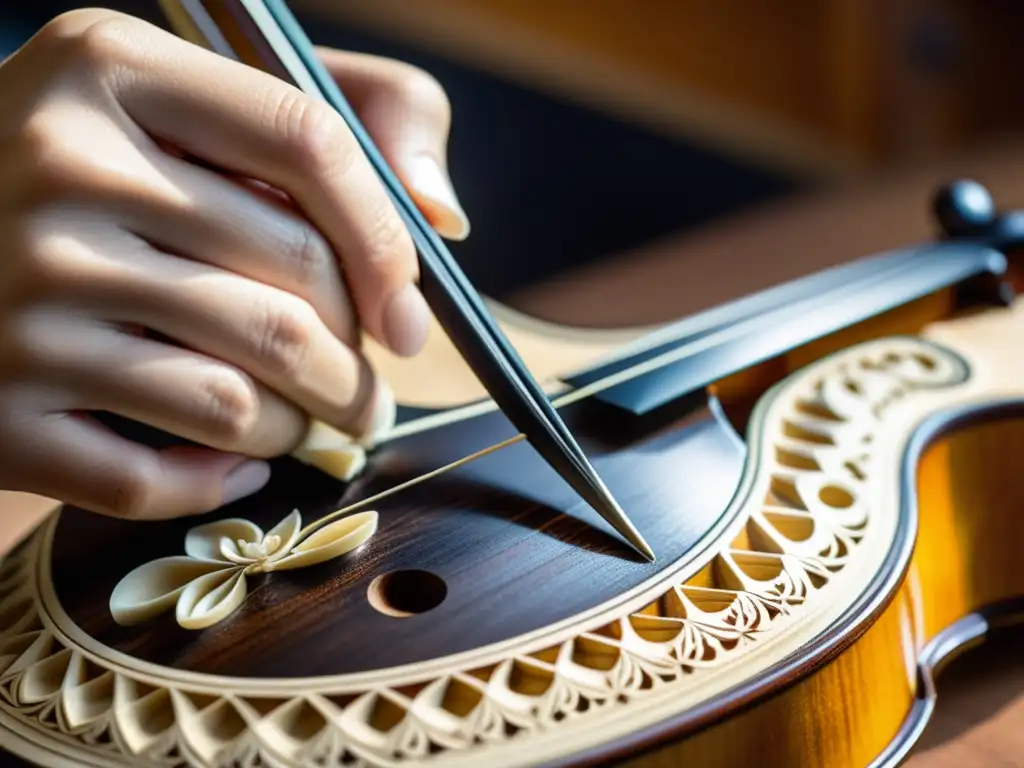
[109,510,379,631]
[0,339,967,767]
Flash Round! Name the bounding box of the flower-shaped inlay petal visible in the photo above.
[109,509,378,630]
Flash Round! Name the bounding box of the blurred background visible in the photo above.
[5,1,1024,328]
[3,3,1024,766]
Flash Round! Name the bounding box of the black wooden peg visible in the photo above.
[931,180,1016,308]
[933,179,997,237]
[933,179,1024,252]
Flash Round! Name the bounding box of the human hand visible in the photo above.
[0,9,468,521]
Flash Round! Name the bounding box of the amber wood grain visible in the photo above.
[5,413,1024,767]
[5,295,1024,767]
[614,413,1024,768]
[7,137,1024,768]
[2,294,1019,768]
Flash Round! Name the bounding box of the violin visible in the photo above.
[3,162,1024,765]
[3,8,1024,768]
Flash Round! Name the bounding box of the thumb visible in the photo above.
[317,48,471,241]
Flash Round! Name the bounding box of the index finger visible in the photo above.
[82,12,430,356]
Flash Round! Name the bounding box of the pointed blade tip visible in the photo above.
[596,497,655,563]
[626,530,656,563]
[568,457,655,562]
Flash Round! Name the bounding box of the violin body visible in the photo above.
[2,184,1024,766]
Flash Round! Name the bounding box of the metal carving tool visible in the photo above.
[160,0,654,562]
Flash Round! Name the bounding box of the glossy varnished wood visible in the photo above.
[613,413,1024,767]
[49,396,744,677]
[5,297,1024,767]
[22,283,1024,766]
[7,146,1024,766]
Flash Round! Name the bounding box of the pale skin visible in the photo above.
[0,8,470,546]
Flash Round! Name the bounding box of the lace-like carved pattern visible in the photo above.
[0,339,966,767]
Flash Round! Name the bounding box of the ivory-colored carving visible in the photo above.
[290,421,370,481]
[0,336,980,767]
[110,509,379,630]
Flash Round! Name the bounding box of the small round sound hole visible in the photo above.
[368,570,447,618]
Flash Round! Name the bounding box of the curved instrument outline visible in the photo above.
[382,242,1004,440]
[5,329,1015,767]
[580,397,1024,768]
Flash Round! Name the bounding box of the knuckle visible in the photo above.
[17,116,63,165]
[8,214,80,297]
[8,107,111,214]
[63,15,141,73]
[392,65,451,126]
[33,10,141,75]
[250,298,314,378]
[36,8,125,38]
[30,10,102,54]
[13,117,96,208]
[274,90,355,178]
[104,462,158,520]
[0,313,42,373]
[364,204,416,285]
[287,224,332,290]
[11,116,148,215]
[197,371,260,444]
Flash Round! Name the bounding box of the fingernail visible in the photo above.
[382,283,430,357]
[407,154,471,241]
[222,460,271,506]
[361,379,396,446]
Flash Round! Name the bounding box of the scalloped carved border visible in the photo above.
[0,337,969,767]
